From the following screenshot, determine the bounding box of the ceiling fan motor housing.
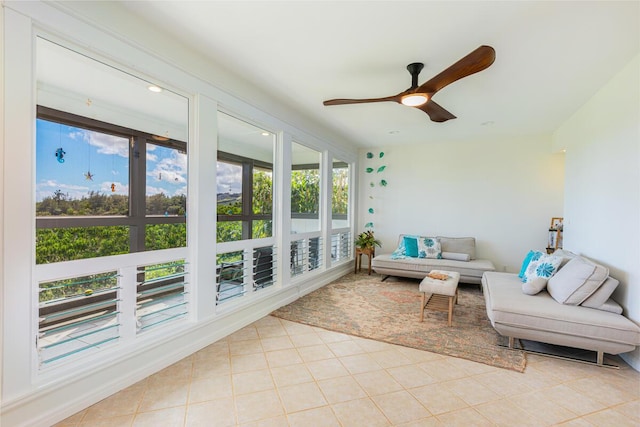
[406,62,424,89]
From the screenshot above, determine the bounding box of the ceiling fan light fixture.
[401,93,429,107]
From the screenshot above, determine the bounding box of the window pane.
[217,220,242,243]
[36,226,129,264]
[36,37,189,264]
[145,224,187,250]
[136,260,187,332]
[332,159,349,228]
[217,111,275,241]
[216,250,245,304]
[253,167,272,215]
[146,143,187,216]
[252,220,272,238]
[38,271,119,365]
[36,119,129,217]
[291,142,321,233]
[217,160,242,215]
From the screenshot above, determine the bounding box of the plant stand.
[355,247,375,275]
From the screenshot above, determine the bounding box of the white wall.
[553,54,640,370]
[358,135,564,273]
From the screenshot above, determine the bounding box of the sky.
[216,161,242,194]
[36,119,187,202]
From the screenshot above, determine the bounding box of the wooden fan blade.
[418,45,495,95]
[417,100,456,122]
[323,95,401,106]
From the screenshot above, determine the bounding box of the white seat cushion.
[419,270,460,296]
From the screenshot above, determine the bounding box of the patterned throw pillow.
[518,250,542,279]
[523,254,563,283]
[418,237,442,259]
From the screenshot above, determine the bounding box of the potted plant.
[355,230,381,251]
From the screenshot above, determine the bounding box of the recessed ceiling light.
[261,131,270,136]
[148,85,163,93]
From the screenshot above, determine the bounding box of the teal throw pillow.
[403,236,419,257]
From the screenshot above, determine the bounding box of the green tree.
[253,170,273,214]
[332,167,349,215]
[291,169,320,214]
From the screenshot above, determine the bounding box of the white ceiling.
[114,1,638,148]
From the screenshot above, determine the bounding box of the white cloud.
[147,150,187,185]
[216,162,242,193]
[146,185,166,196]
[69,129,129,157]
[36,179,90,201]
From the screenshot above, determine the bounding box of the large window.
[215,112,276,304]
[216,112,274,243]
[331,158,351,264]
[34,37,190,366]
[291,142,321,233]
[35,38,188,265]
[290,142,322,276]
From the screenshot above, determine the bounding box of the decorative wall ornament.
[364,151,387,231]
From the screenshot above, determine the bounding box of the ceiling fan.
[323,45,495,123]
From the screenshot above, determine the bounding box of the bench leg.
[420,292,425,322]
[447,296,454,326]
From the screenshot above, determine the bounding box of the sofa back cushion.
[552,249,579,268]
[438,236,476,260]
[580,276,619,310]
[547,256,609,305]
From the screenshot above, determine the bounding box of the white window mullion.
[277,132,293,283]
[191,94,218,318]
[321,150,333,270]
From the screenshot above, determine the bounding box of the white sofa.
[482,251,640,365]
[372,235,495,284]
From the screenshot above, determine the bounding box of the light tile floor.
[56,315,640,426]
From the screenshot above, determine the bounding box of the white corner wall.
[358,135,564,273]
[553,54,640,370]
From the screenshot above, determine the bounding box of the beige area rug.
[272,272,526,372]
